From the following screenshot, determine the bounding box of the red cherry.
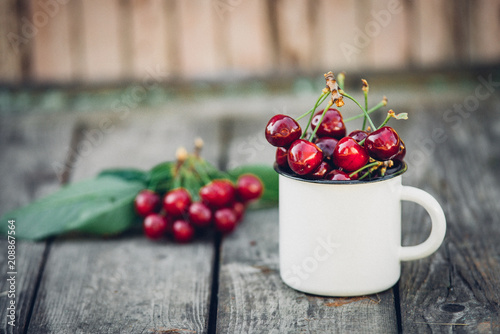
[314,137,338,160]
[275,147,288,168]
[364,126,401,161]
[325,169,352,181]
[188,202,212,228]
[311,108,346,139]
[393,139,406,161]
[332,137,369,172]
[172,220,195,243]
[231,201,246,223]
[236,174,263,202]
[308,161,331,179]
[348,130,369,143]
[143,214,168,240]
[163,188,191,217]
[265,114,302,147]
[199,180,235,208]
[214,208,238,234]
[287,139,324,175]
[134,189,161,217]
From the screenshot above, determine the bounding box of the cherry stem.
[349,161,381,178]
[377,113,393,130]
[309,100,333,141]
[362,90,368,130]
[296,92,328,121]
[343,99,387,122]
[299,92,329,139]
[341,92,376,130]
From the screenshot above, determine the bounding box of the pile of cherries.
[266,72,407,181]
[135,175,263,242]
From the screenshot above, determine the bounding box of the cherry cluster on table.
[134,175,263,242]
[267,109,406,181]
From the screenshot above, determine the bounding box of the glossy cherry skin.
[188,202,212,228]
[287,139,324,175]
[163,188,191,217]
[199,180,235,209]
[265,114,302,147]
[134,189,161,217]
[231,202,245,223]
[364,126,401,161]
[314,137,338,160]
[311,108,346,139]
[348,130,369,143]
[275,147,288,168]
[214,208,238,234]
[332,137,369,172]
[325,170,352,181]
[143,214,168,240]
[308,161,331,179]
[236,174,263,202]
[392,139,406,161]
[172,220,195,243]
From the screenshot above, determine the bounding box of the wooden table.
[1,84,500,333]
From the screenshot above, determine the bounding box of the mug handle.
[399,186,447,261]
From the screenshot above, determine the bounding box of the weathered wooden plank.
[470,0,500,64]
[216,208,399,333]
[27,110,222,333]
[30,0,72,82]
[225,0,274,75]
[0,113,77,334]
[0,0,22,83]
[398,101,500,332]
[130,0,168,79]
[81,0,122,82]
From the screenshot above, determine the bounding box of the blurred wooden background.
[1,0,499,85]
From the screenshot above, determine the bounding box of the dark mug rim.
[274,161,407,185]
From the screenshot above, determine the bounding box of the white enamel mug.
[277,163,446,297]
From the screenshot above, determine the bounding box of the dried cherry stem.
[299,91,329,139]
[349,161,382,178]
[343,98,388,123]
[340,91,376,130]
[309,99,334,141]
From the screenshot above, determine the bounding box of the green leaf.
[98,168,148,183]
[148,161,175,193]
[0,177,145,240]
[228,164,279,208]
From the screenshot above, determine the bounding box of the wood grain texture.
[26,110,222,333]
[216,209,399,333]
[30,0,72,82]
[0,113,77,334]
[0,0,22,83]
[398,99,500,332]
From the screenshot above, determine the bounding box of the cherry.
[143,214,168,240]
[188,202,212,228]
[199,179,235,208]
[214,208,238,234]
[392,139,406,161]
[308,161,331,179]
[265,114,302,147]
[172,220,195,243]
[314,137,338,160]
[364,126,401,161]
[231,201,246,223]
[287,139,324,175]
[134,189,161,217]
[332,137,369,172]
[236,174,263,202]
[325,169,352,181]
[163,188,191,217]
[349,130,369,143]
[311,108,346,139]
[275,147,288,168]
